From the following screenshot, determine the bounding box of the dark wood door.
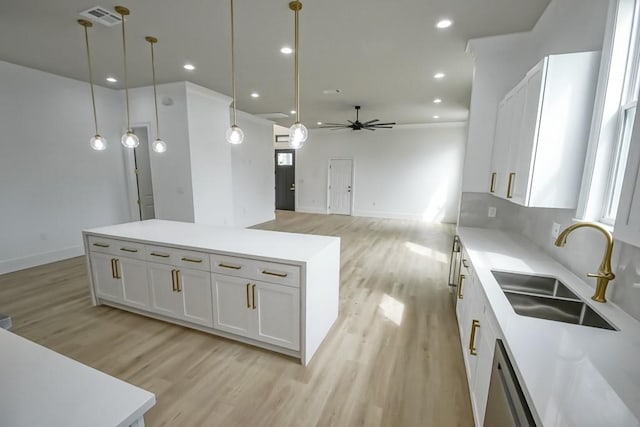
[275,150,295,211]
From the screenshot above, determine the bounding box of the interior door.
[328,159,353,215]
[132,127,156,220]
[275,150,295,211]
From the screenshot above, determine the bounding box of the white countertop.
[458,227,640,427]
[0,328,155,427]
[84,219,340,263]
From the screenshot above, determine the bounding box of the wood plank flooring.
[0,212,473,426]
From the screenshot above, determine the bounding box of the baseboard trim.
[296,207,328,214]
[0,245,84,275]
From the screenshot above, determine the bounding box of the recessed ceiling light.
[290,110,296,114]
[434,72,446,79]
[106,77,118,83]
[433,98,442,104]
[436,19,453,29]
[250,92,260,98]
[317,121,323,125]
[433,115,440,119]
[183,63,195,71]
[280,47,293,54]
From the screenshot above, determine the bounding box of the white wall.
[0,60,129,274]
[129,82,194,222]
[233,112,276,227]
[296,124,467,222]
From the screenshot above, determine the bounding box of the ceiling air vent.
[255,112,289,120]
[79,6,122,27]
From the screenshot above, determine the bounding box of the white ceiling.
[0,0,550,128]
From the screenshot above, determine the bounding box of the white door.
[328,159,353,215]
[211,274,253,338]
[91,252,122,302]
[132,126,156,220]
[253,281,300,351]
[119,257,150,310]
[148,262,181,317]
[178,269,213,327]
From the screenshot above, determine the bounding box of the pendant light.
[225,0,244,145]
[145,36,167,153]
[78,19,107,151]
[288,1,307,149]
[115,6,139,148]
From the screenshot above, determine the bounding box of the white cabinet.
[91,252,124,302]
[212,273,300,351]
[614,106,640,247]
[488,51,600,208]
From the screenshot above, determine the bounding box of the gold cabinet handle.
[171,269,177,292]
[113,259,121,279]
[458,274,465,299]
[175,270,181,292]
[93,242,110,248]
[261,270,288,278]
[181,257,203,263]
[490,172,496,193]
[252,284,256,310]
[462,259,469,268]
[110,258,117,278]
[469,320,480,356]
[120,247,139,253]
[507,172,515,199]
[246,283,251,308]
[219,263,242,270]
[150,252,170,258]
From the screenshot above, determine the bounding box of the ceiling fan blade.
[370,122,396,126]
[322,122,348,126]
[369,126,394,129]
[365,127,375,131]
[363,119,380,125]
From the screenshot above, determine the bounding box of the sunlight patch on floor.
[379,294,405,326]
[404,241,448,263]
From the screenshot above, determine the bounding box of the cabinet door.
[490,96,514,198]
[253,281,300,351]
[505,82,528,204]
[148,262,182,317]
[91,252,122,302]
[178,269,213,327]
[211,274,253,338]
[471,318,496,426]
[119,257,150,310]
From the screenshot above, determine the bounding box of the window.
[277,152,293,166]
[578,0,640,224]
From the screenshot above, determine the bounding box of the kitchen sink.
[492,271,617,331]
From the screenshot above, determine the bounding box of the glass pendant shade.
[90,134,107,151]
[288,122,308,149]
[121,130,140,148]
[152,138,167,153]
[226,125,244,145]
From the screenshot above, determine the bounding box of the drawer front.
[253,261,300,288]
[210,254,257,278]
[88,236,146,260]
[146,244,210,271]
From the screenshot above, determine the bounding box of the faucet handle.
[587,272,615,280]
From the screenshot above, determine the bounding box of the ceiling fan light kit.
[288,1,308,149]
[321,106,396,131]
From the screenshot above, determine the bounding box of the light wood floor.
[0,212,473,426]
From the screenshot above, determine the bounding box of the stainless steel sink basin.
[492,271,617,331]
[492,271,579,300]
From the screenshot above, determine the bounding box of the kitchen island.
[0,328,155,427]
[83,220,340,365]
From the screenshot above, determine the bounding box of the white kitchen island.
[83,220,341,365]
[0,328,155,427]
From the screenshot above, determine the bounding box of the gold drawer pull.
[93,242,110,248]
[219,263,241,270]
[458,274,465,299]
[469,320,480,356]
[120,247,139,253]
[150,252,170,258]
[261,270,288,278]
[507,172,515,199]
[490,172,496,193]
[182,257,203,263]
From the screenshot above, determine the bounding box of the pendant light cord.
[120,13,131,131]
[230,0,237,126]
[294,6,300,124]
[149,40,160,139]
[82,24,99,135]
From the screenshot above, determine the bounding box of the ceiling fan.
[321,106,396,131]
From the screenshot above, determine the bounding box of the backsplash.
[459,192,640,321]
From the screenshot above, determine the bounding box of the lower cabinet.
[148,262,213,328]
[212,273,300,351]
[91,252,149,310]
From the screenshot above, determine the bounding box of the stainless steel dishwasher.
[484,339,536,426]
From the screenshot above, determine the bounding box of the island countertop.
[457,226,640,426]
[0,328,155,427]
[83,219,340,264]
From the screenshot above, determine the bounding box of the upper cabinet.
[489,51,600,208]
[614,107,640,247]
